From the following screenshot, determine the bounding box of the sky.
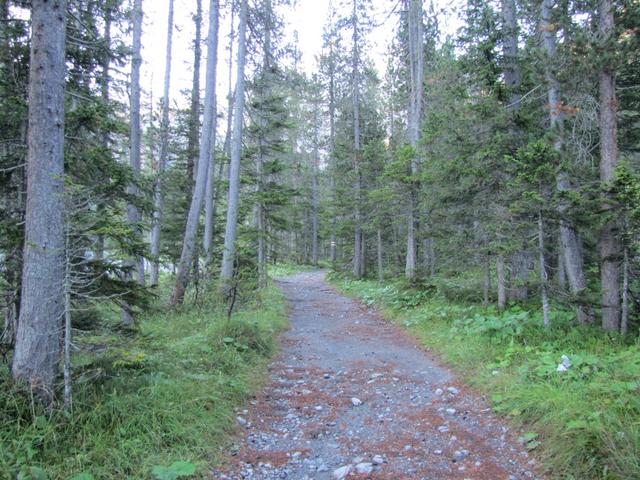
[141,0,463,109]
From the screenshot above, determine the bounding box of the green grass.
[328,272,640,480]
[0,280,288,480]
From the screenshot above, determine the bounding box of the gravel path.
[211,271,541,480]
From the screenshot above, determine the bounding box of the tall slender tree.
[405,0,424,279]
[171,0,220,306]
[150,0,175,286]
[598,0,620,331]
[12,0,68,403]
[540,0,592,324]
[122,0,144,327]
[220,0,248,286]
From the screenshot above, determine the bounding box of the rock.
[351,397,363,406]
[355,462,374,474]
[315,405,323,411]
[332,464,352,479]
[317,463,329,472]
[433,449,443,455]
[437,425,449,433]
[324,373,331,379]
[236,416,248,427]
[447,386,460,395]
[372,455,385,465]
[435,388,444,396]
[452,450,470,462]
[557,355,572,372]
[446,408,457,415]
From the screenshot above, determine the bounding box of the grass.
[328,272,640,480]
[0,279,288,480]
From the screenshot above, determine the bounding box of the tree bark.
[538,212,550,327]
[541,0,592,324]
[122,0,144,327]
[186,0,202,195]
[621,242,629,334]
[405,0,424,280]
[220,0,248,286]
[377,228,384,281]
[598,0,620,332]
[328,29,338,265]
[150,0,175,286]
[497,254,506,310]
[12,0,67,404]
[351,0,363,279]
[171,0,219,306]
[312,93,320,266]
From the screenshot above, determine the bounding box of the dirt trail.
[212,271,540,480]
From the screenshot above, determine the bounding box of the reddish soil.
[210,271,540,480]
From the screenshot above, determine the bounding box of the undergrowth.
[328,271,640,480]
[0,280,288,479]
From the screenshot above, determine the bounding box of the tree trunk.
[598,0,620,332]
[483,254,491,305]
[12,0,67,404]
[203,0,226,269]
[541,0,592,324]
[150,0,175,286]
[220,0,248,286]
[312,98,320,266]
[186,0,202,195]
[405,0,424,280]
[122,0,144,327]
[557,236,566,289]
[171,0,219,306]
[63,230,72,410]
[351,0,363,279]
[621,241,629,334]
[538,212,550,327]
[497,254,506,310]
[377,228,384,281]
[502,0,531,298]
[328,34,338,265]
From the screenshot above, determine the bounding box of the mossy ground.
[0,278,288,479]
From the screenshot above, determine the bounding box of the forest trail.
[212,271,540,480]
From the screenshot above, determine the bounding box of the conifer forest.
[1,0,640,478]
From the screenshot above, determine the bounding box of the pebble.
[351,397,363,406]
[355,462,374,474]
[447,386,460,395]
[446,408,457,415]
[372,455,385,465]
[236,416,248,427]
[438,425,450,433]
[453,449,470,462]
[332,464,352,479]
[435,388,444,396]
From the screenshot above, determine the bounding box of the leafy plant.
[151,461,196,480]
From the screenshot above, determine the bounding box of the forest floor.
[211,271,540,480]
